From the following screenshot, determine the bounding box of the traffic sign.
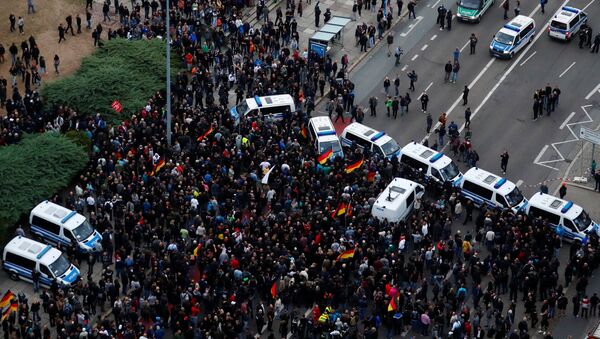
[580,127,600,145]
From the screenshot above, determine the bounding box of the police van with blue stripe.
[548,6,588,40]
[3,236,80,287]
[399,142,463,187]
[308,117,344,159]
[30,201,102,253]
[459,167,528,212]
[490,15,536,59]
[229,95,296,125]
[527,192,599,242]
[340,123,401,159]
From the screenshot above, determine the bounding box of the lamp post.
[165,0,172,146]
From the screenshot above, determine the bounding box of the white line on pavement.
[516,179,523,187]
[400,16,423,37]
[559,112,576,130]
[412,54,419,61]
[534,145,559,171]
[421,44,429,51]
[519,51,537,66]
[401,65,408,71]
[418,82,434,99]
[582,0,596,11]
[431,0,442,8]
[559,62,576,78]
[459,40,470,52]
[430,34,437,41]
[585,83,600,100]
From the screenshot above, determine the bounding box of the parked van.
[399,142,463,186]
[457,0,494,22]
[30,201,102,253]
[548,6,588,40]
[459,168,528,212]
[308,117,344,159]
[3,236,80,287]
[229,95,296,124]
[372,178,425,223]
[527,192,599,242]
[490,15,535,58]
[340,123,401,159]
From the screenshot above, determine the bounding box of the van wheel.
[9,271,19,281]
[510,52,515,58]
[476,16,481,23]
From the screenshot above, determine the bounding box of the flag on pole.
[9,301,17,313]
[336,248,355,261]
[151,159,166,176]
[346,203,353,217]
[270,281,277,298]
[111,99,123,113]
[388,297,397,312]
[196,126,214,142]
[0,308,10,322]
[193,243,202,257]
[317,148,333,165]
[345,158,364,174]
[0,290,14,308]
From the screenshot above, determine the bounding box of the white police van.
[30,201,102,253]
[490,15,536,58]
[459,168,528,212]
[372,178,425,223]
[3,236,81,287]
[340,123,401,159]
[548,6,588,40]
[527,192,599,242]
[229,95,296,124]
[308,117,344,159]
[399,142,463,187]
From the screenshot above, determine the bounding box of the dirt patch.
[0,0,120,115]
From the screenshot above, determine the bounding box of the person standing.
[76,14,82,34]
[451,61,460,83]
[314,2,321,27]
[559,183,567,199]
[86,10,93,29]
[426,112,433,133]
[86,0,94,10]
[103,1,111,22]
[592,33,600,53]
[446,10,453,31]
[58,23,66,43]
[408,70,417,91]
[514,0,520,16]
[594,170,600,191]
[502,0,509,19]
[533,98,540,120]
[383,76,391,95]
[18,16,25,34]
[437,5,446,27]
[27,0,35,14]
[9,14,16,32]
[407,0,416,19]
[32,268,40,292]
[469,33,478,54]
[420,92,429,112]
[387,33,394,56]
[465,107,472,128]
[500,150,509,174]
[65,15,75,35]
[394,74,400,96]
[444,61,452,82]
[463,86,469,105]
[53,54,60,74]
[540,0,547,14]
[369,96,378,116]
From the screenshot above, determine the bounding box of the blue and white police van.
[399,142,463,187]
[527,192,599,242]
[340,123,401,159]
[308,116,344,159]
[3,236,81,287]
[459,167,528,212]
[548,6,588,40]
[490,15,536,58]
[30,201,102,253]
[229,95,296,124]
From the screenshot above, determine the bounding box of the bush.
[65,130,92,152]
[0,133,88,239]
[42,39,180,123]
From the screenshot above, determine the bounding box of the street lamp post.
[166,0,172,146]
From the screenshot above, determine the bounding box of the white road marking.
[417,82,434,99]
[411,54,419,61]
[519,51,537,66]
[559,112,576,130]
[516,180,523,187]
[585,82,600,100]
[534,145,559,171]
[559,62,576,78]
[400,16,423,37]
[431,0,442,8]
[430,34,438,41]
[459,40,470,52]
[582,0,596,11]
[401,65,408,71]
[421,44,429,51]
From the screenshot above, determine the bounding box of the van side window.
[308,125,317,141]
[40,265,52,277]
[406,192,415,207]
[373,146,384,157]
[401,155,426,172]
[31,216,61,235]
[571,14,580,27]
[563,219,578,232]
[529,206,561,225]
[497,195,509,208]
[346,133,371,149]
[520,23,534,38]
[431,169,443,182]
[462,180,493,200]
[260,106,285,116]
[5,252,36,271]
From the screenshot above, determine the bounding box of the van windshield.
[381,139,400,156]
[49,253,71,277]
[573,210,592,231]
[459,0,482,10]
[236,102,249,116]
[440,162,460,181]
[495,32,515,45]
[73,220,95,241]
[505,187,524,207]
[319,140,342,154]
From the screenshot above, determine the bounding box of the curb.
[566,182,600,193]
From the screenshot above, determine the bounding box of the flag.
[337,203,347,216]
[193,243,202,257]
[0,308,9,322]
[388,297,397,312]
[346,203,353,217]
[317,148,333,165]
[271,281,277,298]
[367,171,376,182]
[151,159,165,176]
[262,167,274,184]
[9,301,17,313]
[345,158,364,174]
[111,99,123,113]
[0,290,14,308]
[300,126,308,138]
[336,248,355,261]
[197,126,214,142]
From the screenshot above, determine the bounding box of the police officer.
[579,27,587,49]
[592,33,600,53]
[420,92,429,112]
[369,96,378,116]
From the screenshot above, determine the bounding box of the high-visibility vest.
[318,313,329,324]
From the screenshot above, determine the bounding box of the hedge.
[42,38,180,123]
[0,133,88,239]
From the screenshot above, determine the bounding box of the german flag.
[367,170,376,182]
[300,126,308,139]
[197,126,214,142]
[193,243,202,257]
[336,248,355,261]
[336,203,346,216]
[0,290,14,308]
[151,159,165,176]
[346,203,353,217]
[9,301,17,312]
[345,158,364,174]
[1,307,10,322]
[387,297,397,312]
[317,148,333,165]
[270,281,277,298]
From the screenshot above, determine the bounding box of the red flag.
[300,126,308,138]
[151,159,165,176]
[385,283,392,296]
[367,171,376,182]
[197,126,214,142]
[0,290,14,308]
[345,158,364,174]
[317,148,333,165]
[388,297,397,312]
[336,248,355,261]
[111,99,123,113]
[346,203,353,217]
[270,281,277,298]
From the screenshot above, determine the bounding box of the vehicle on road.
[527,192,599,242]
[229,95,296,124]
[399,142,463,187]
[490,15,536,58]
[308,117,344,159]
[371,178,424,223]
[459,167,528,212]
[548,6,588,40]
[457,0,494,22]
[340,123,401,159]
[30,201,102,253]
[3,236,80,287]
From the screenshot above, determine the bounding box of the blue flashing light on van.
[371,131,386,142]
[60,211,77,224]
[429,153,443,163]
[561,201,574,214]
[494,178,507,189]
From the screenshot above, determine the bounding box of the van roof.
[553,6,582,23]
[246,94,295,110]
[529,192,583,219]
[343,122,394,146]
[4,236,63,266]
[401,142,452,169]
[31,201,86,232]
[500,15,534,35]
[374,178,422,212]
[463,168,516,195]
